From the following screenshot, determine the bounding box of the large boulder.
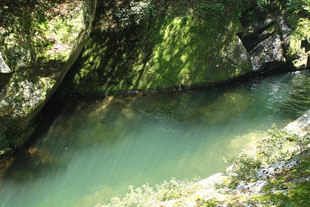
[239,6,310,72]
[60,1,252,95]
[239,15,289,72]
[285,109,310,137]
[0,0,97,154]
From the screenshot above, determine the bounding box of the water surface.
[1,71,309,207]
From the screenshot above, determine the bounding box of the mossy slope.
[61,2,251,95]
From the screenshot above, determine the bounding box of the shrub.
[97,178,198,207]
[115,0,153,27]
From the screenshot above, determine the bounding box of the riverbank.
[99,109,310,206]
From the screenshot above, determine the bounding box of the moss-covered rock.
[0,0,97,153]
[60,2,252,95]
[286,15,310,68]
[60,0,310,97]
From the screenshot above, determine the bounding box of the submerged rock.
[3,147,58,182]
[0,0,97,153]
[0,156,14,181]
[197,89,253,124]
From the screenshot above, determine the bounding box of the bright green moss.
[286,10,310,68]
[64,14,251,95]
[256,181,310,206]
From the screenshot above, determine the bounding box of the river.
[0,71,309,207]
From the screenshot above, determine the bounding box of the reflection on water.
[0,71,309,207]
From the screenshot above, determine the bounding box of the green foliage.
[115,0,154,27]
[286,0,310,13]
[268,124,295,140]
[198,198,221,206]
[262,182,310,206]
[101,178,197,207]
[283,0,310,67]
[110,0,257,26]
[230,153,262,183]
[256,0,271,10]
[254,0,283,11]
[199,3,225,15]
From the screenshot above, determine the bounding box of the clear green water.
[1,71,310,207]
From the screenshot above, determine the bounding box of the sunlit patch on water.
[0,71,309,207]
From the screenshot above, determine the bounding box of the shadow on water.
[2,94,141,183]
[3,96,70,182]
[4,148,59,182]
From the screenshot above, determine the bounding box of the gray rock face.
[0,53,11,73]
[278,14,291,46]
[285,109,310,136]
[239,16,288,72]
[238,12,309,72]
[235,180,269,194]
[250,34,284,71]
[240,8,310,71]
